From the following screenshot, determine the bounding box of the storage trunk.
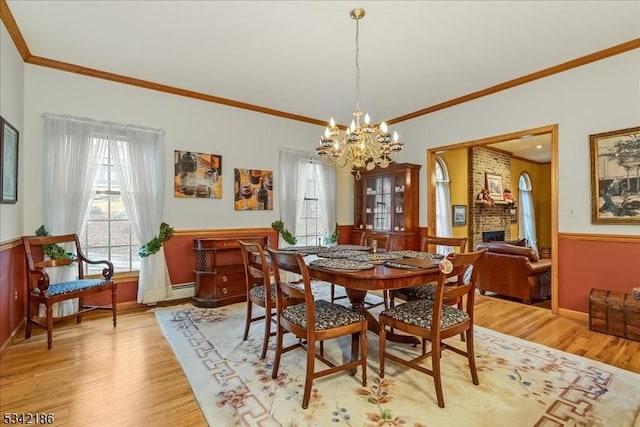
[589,288,640,341]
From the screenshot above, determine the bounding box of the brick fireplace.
[469,147,512,249]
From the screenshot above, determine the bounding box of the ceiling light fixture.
[316,8,403,180]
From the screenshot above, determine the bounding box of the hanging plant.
[271,220,297,245]
[35,225,75,260]
[139,222,175,258]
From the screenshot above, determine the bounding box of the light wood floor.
[1,295,639,427]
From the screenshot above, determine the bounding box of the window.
[79,139,140,275]
[295,162,328,246]
[518,173,538,253]
[434,156,453,244]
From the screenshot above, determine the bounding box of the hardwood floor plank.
[1,296,638,427]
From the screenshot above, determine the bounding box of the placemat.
[385,258,440,269]
[309,258,375,271]
[396,250,444,260]
[316,249,371,259]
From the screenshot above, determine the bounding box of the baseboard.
[558,307,588,322]
[0,318,25,357]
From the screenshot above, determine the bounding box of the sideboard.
[193,236,269,307]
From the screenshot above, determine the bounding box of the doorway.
[426,124,558,314]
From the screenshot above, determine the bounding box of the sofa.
[474,242,551,304]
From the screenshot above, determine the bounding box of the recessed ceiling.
[490,134,552,163]
[4,1,639,160]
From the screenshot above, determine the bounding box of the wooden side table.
[193,236,268,307]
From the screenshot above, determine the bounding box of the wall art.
[174,151,222,199]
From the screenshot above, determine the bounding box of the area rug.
[155,294,640,426]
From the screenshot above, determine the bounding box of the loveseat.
[474,242,551,304]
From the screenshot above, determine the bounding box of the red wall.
[558,235,640,313]
[2,230,638,350]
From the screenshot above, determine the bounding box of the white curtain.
[435,159,453,254]
[519,186,538,254]
[278,149,310,247]
[110,129,170,303]
[314,161,336,244]
[43,117,107,316]
[42,114,169,307]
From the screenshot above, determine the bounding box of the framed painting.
[590,126,640,224]
[234,168,273,210]
[452,204,466,226]
[174,151,222,199]
[485,172,504,201]
[1,116,19,204]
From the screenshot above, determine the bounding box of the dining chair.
[379,248,486,408]
[268,248,368,409]
[330,231,392,309]
[23,233,117,349]
[238,240,279,359]
[388,236,468,308]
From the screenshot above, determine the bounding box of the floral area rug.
[155,291,640,427]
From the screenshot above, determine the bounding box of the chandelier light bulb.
[324,127,331,138]
[380,122,388,133]
[393,131,399,142]
[329,117,336,128]
[350,120,356,132]
[364,113,370,125]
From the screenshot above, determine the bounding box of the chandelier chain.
[355,17,360,112]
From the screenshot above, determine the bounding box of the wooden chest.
[589,289,640,341]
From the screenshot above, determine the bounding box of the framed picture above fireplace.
[485,173,504,201]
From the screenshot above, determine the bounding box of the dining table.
[297,247,443,344]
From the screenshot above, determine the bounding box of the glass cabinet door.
[365,176,392,231]
[393,175,405,231]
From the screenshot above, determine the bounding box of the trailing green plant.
[271,220,297,245]
[139,222,175,257]
[35,225,75,260]
[326,223,339,244]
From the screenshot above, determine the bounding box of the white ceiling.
[5,1,640,162]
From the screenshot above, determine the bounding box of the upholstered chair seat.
[282,299,366,330]
[381,299,469,329]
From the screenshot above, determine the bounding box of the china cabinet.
[352,162,421,250]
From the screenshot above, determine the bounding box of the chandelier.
[316,8,403,180]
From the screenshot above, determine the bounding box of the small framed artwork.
[174,151,222,199]
[1,116,19,204]
[234,168,273,210]
[590,126,640,224]
[485,172,504,201]
[452,204,467,226]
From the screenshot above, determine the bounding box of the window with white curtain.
[435,156,453,253]
[296,162,327,246]
[518,173,538,253]
[80,139,140,275]
[278,149,336,247]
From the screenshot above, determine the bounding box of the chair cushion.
[282,299,365,330]
[34,279,113,297]
[381,299,469,329]
[397,283,438,300]
[249,283,276,301]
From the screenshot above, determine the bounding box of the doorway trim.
[427,124,559,314]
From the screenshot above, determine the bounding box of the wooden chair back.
[421,235,467,254]
[238,240,271,302]
[360,232,391,251]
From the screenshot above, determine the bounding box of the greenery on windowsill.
[271,220,297,245]
[326,223,339,244]
[139,222,175,257]
[35,225,75,260]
